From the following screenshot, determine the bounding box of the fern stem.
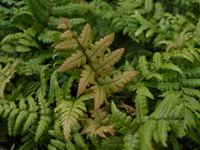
[0,107,56,119]
[28,0,46,20]
[134,56,171,85]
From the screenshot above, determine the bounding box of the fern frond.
[91,83,107,109]
[146,73,162,80]
[77,65,95,97]
[134,86,153,122]
[135,25,149,37]
[102,71,139,94]
[158,82,180,91]
[138,56,150,76]
[182,79,200,87]
[111,101,135,134]
[153,3,163,20]
[145,0,153,12]
[78,23,91,48]
[95,48,124,74]
[55,38,78,50]
[161,63,183,73]
[123,132,140,150]
[58,50,86,72]
[55,99,86,142]
[74,133,89,150]
[89,33,115,62]
[22,96,38,133]
[101,137,123,150]
[172,50,195,63]
[7,102,18,136]
[13,98,27,136]
[35,90,51,142]
[153,52,163,68]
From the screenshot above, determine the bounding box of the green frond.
[35,90,51,142]
[172,50,195,63]
[179,108,196,137]
[182,67,200,78]
[161,72,178,82]
[142,94,181,149]
[54,79,64,103]
[153,3,163,20]
[49,69,58,103]
[157,82,180,91]
[146,73,162,80]
[183,88,200,98]
[49,139,76,150]
[111,101,135,134]
[132,11,156,30]
[135,25,149,37]
[123,132,140,150]
[14,98,27,136]
[182,79,200,87]
[145,0,153,12]
[52,3,89,17]
[146,28,156,38]
[22,96,38,133]
[1,44,15,53]
[8,102,18,136]
[187,128,200,144]
[153,52,163,68]
[55,99,86,142]
[74,133,89,150]
[141,120,157,150]
[16,45,31,52]
[134,86,152,122]
[161,63,183,73]
[138,56,150,76]
[101,137,123,150]
[169,133,179,150]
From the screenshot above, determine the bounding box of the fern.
[56,18,138,110]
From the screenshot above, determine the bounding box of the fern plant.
[1,0,200,149]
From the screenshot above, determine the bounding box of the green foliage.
[1,0,200,149]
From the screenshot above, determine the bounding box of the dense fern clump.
[0,0,200,150]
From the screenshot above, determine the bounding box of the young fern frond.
[55,18,139,110]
